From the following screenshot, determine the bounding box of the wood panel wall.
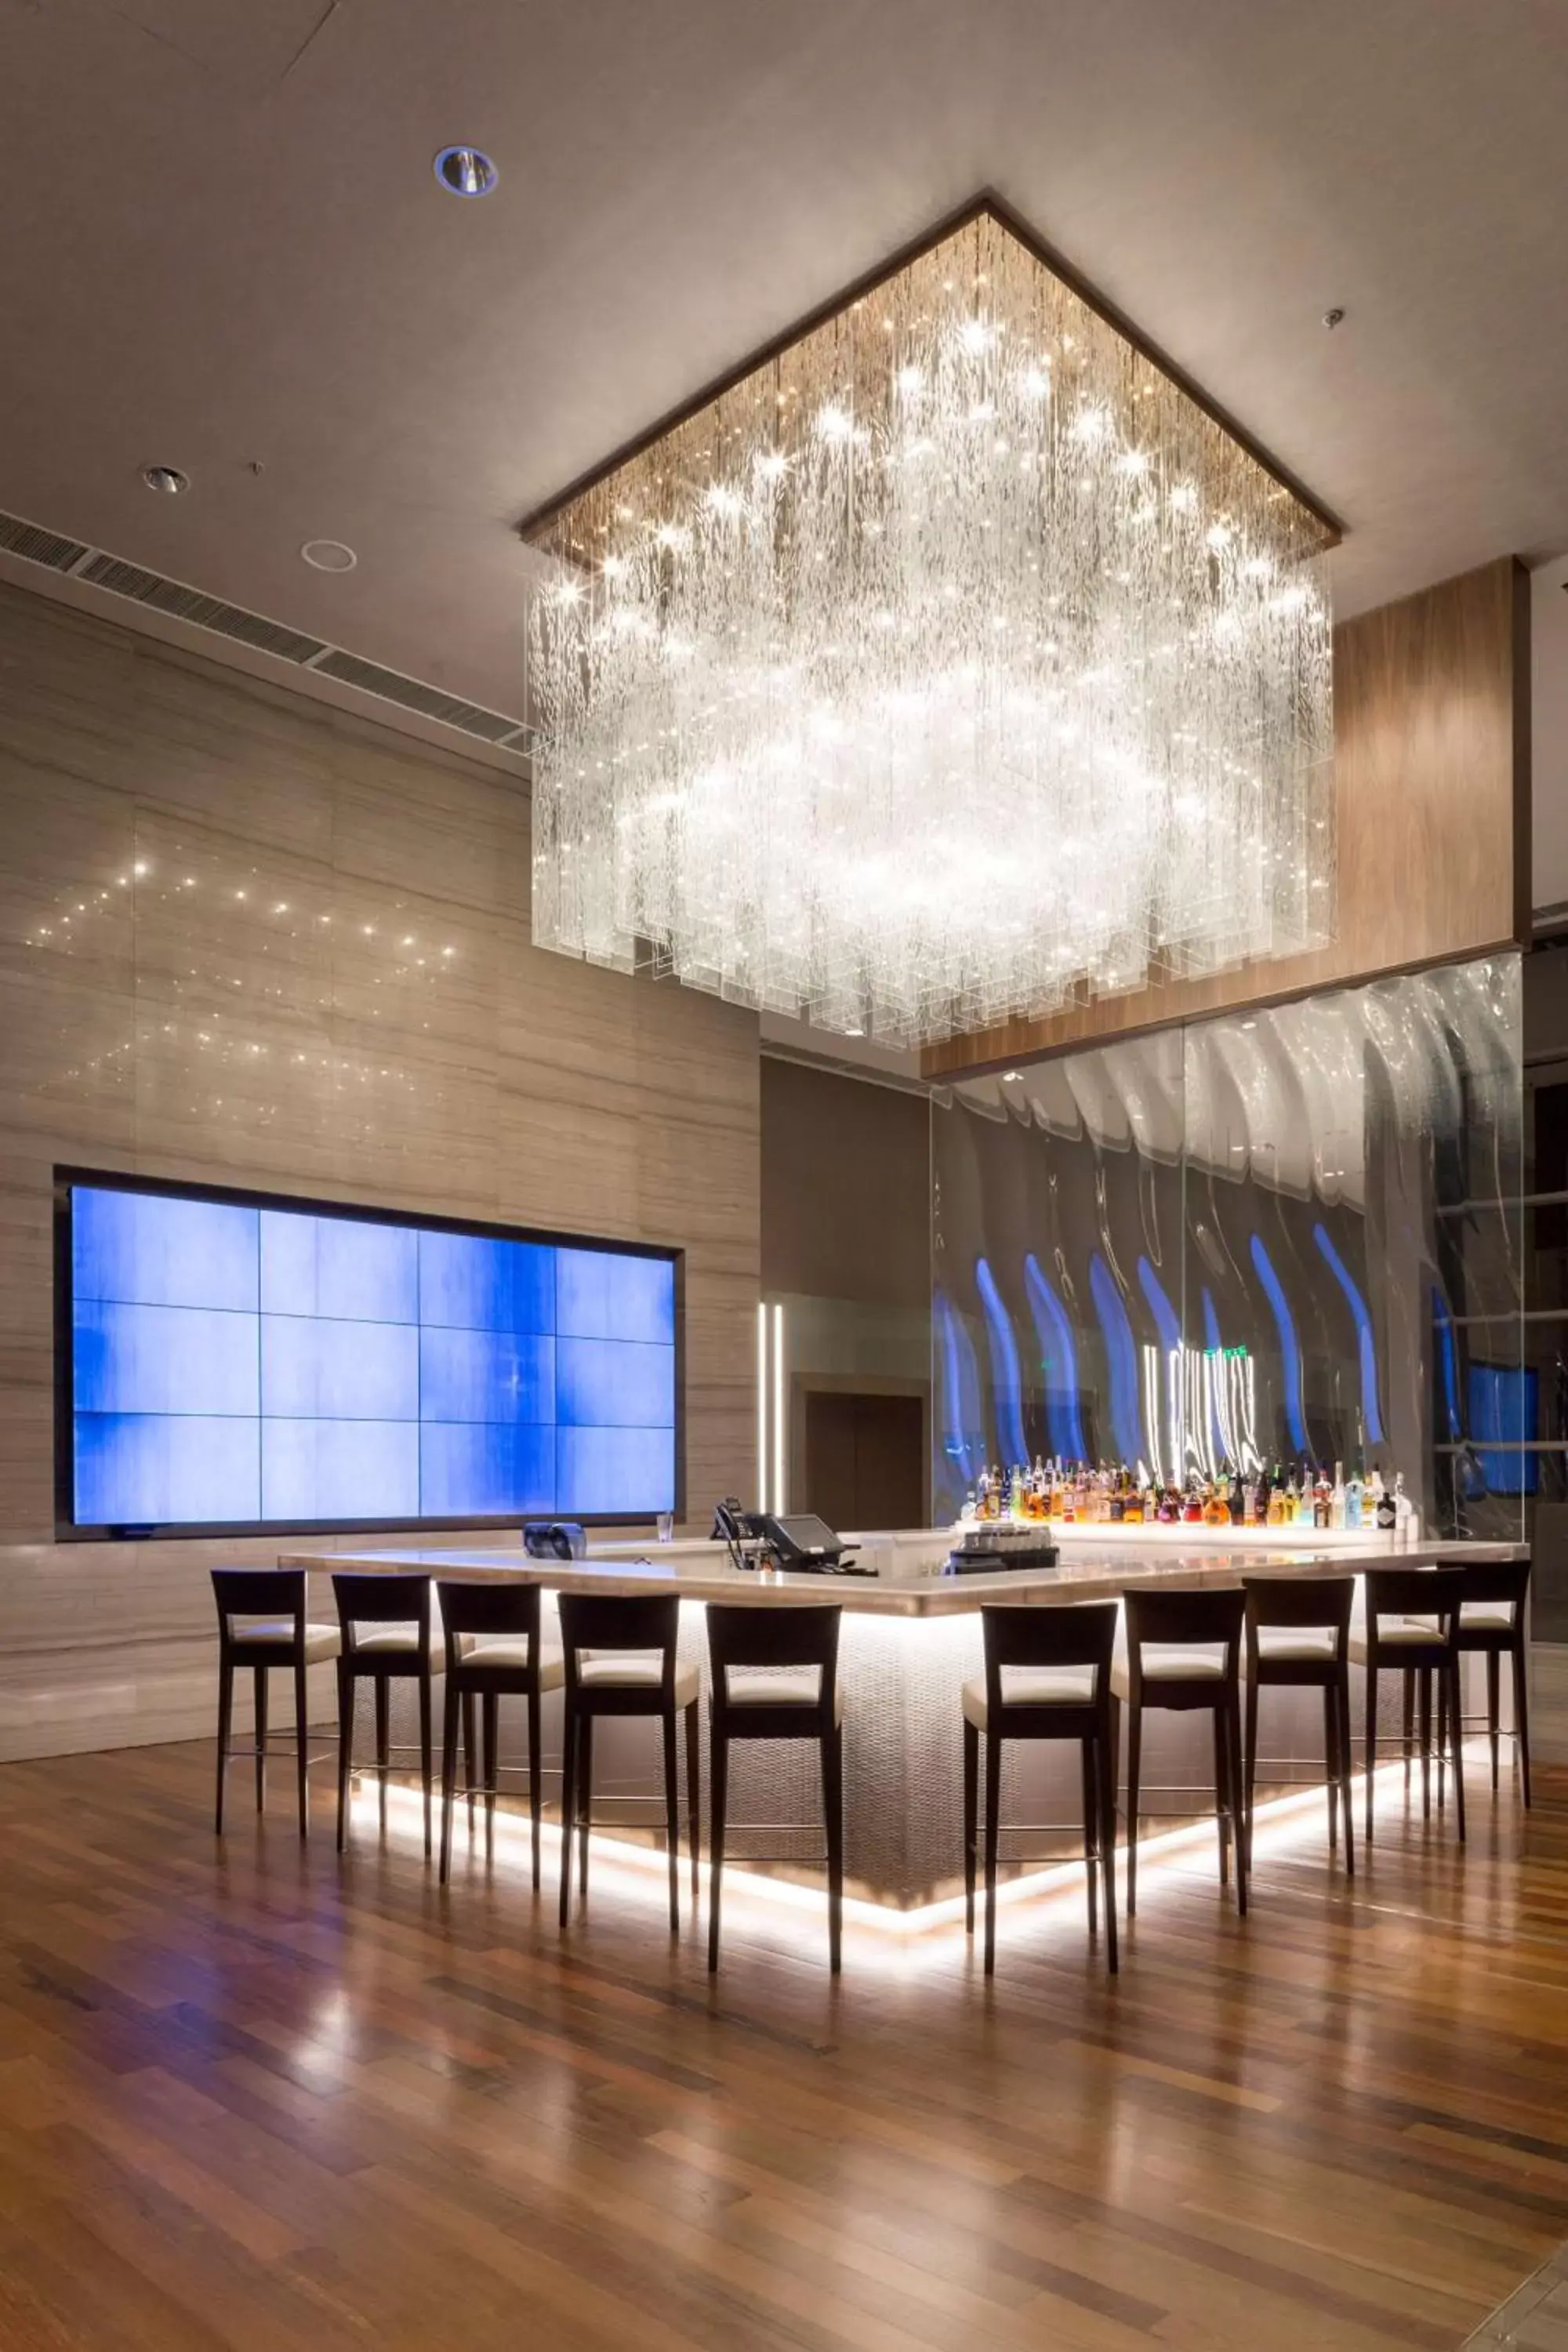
[923,556,1532,1078]
[0,583,760,1761]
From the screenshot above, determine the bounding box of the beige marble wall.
[0,583,760,1760]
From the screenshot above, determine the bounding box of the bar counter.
[281,1526,1523,1911]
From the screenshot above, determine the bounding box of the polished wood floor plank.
[0,1740,1565,2347]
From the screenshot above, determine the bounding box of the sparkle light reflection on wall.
[68,1182,677,1527]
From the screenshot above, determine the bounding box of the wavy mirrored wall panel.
[931,953,1523,1538]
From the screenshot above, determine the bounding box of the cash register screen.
[772,1514,841,1554]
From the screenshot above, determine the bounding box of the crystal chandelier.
[524,202,1336,1049]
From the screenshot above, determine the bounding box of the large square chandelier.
[524,199,1337,1049]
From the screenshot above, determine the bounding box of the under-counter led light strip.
[362,1744,1471,1947]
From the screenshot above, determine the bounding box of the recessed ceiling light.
[143,465,190,495]
[301,539,357,573]
[434,145,498,198]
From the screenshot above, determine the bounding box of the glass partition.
[931,954,1523,1539]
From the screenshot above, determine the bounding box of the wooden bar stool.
[1242,1575,1356,1875]
[437,1578,564,1889]
[1431,1558,1532,1807]
[962,1599,1120,1975]
[706,1602,844,1974]
[1349,1567,1465,1843]
[1114,1587,1247,1918]
[557,1592,700,1933]
[211,1568,340,1838]
[332,1572,445,1857]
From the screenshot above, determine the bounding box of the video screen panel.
[60,1175,679,1533]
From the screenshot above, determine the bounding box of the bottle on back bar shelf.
[1345,1463,1364,1530]
[1203,1475,1230,1527]
[1313,1468,1331,1530]
[1251,1467,1270,1526]
[1296,1470,1316,1527]
[1393,1472,1417,1541]
[1375,1469,1397,1531]
[1330,1461,1347,1530]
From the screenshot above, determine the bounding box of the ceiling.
[3,0,1567,735]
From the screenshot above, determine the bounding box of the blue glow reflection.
[1249,1234,1307,1452]
[975,1257,1028,1465]
[1312,1222,1384,1446]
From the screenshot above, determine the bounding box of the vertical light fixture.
[772,1301,786,1515]
[756,1301,770,1509]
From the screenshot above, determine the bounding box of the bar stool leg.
[1243,1675,1261,1867]
[463,1690,478,1825]
[1486,1651,1501,1793]
[1417,1671,1432,1821]
[822,1725,844,1976]
[1402,1669,1414,1791]
[707,1723,728,1971]
[661,1708,681,1933]
[216,1653,234,1835]
[982,1727,1002,1975]
[524,1689,539,1886]
[1448,1654,1467,1842]
[1364,1664,1378,1845]
[1322,1686,1338,1855]
[336,1662,353,1854]
[962,1719,978,1935]
[253,1666,268,1813]
[1227,1691,1247,1917]
[1080,1739,1098,1938]
[1212,1707,1230,1889]
[1436,1668,1447,1809]
[577,1715,593,1897]
[1512,1635,1533,1808]
[294,1649,310,1839]
[374,1678,390,1834]
[419,1671,434,1860]
[684,1699,701,1901]
[438,1677,459,1885]
[1334,1677,1355,1876]
[557,1708,578,1926]
[1095,1723,1118,1976]
[1126,1702,1142,1917]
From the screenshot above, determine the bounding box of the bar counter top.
[281,1525,1526,1616]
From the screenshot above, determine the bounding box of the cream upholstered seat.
[1348,1620,1436,1661]
[354,1626,447,1670]
[1111,1643,1227,1696]
[230,1617,340,1664]
[1403,1603,1516,1635]
[961,1664,1096,1729]
[578,1652,699,1707]
[725,1666,844,1722]
[460,1638,564,1686]
[1247,1625,1338,1666]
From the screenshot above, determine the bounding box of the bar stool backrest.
[1455,1557,1531,1613]
[557,1591,681,1698]
[1243,1573,1353,1659]
[982,1599,1118,1711]
[1126,1584,1244,1654]
[435,1577,543,1673]
[213,1566,304,1639]
[332,1571,432,1657]
[706,1601,840,1703]
[1365,1566,1462,1640]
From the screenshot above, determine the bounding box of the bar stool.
[706,1602,844,1974]
[211,1568,340,1838]
[1349,1567,1465,1843]
[1113,1587,1247,1917]
[333,1572,445,1857]
[1242,1575,1356,1875]
[962,1599,1120,1975]
[1421,1557,1533,1808]
[557,1592,700,1932]
[437,1577,564,1888]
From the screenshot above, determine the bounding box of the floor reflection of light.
[354,1744,1488,1973]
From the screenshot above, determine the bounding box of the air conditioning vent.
[0,505,530,766]
[74,554,327,662]
[0,514,89,572]
[311,650,520,743]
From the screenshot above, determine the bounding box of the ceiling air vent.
[0,505,530,765]
[0,514,89,572]
[310,650,521,744]
[74,554,327,663]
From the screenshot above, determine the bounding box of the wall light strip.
[756,1301,770,1511]
[771,1301,786,1515]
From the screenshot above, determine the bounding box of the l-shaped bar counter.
[283,1526,1524,1911]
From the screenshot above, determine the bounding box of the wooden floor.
[0,1743,1565,2352]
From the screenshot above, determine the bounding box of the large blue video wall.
[67,1181,677,1528]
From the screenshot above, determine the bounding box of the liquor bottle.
[1313,1468,1330,1530]
[1330,1461,1346,1530]
[1345,1463,1363,1530]
[1251,1466,1269,1526]
[1204,1475,1230,1527]
[962,1484,977,1524]
[1375,1473,1397,1532]
[1123,1473,1145,1526]
[1295,1470,1315,1527]
[1392,1471,1416,1541]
